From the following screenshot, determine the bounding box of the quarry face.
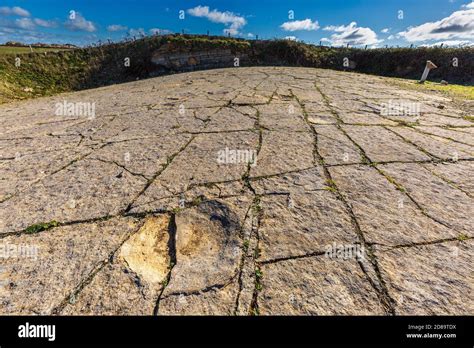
[0,67,472,315]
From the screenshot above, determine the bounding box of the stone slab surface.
[375,240,473,315]
[0,67,472,315]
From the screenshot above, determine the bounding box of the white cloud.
[14,18,35,30]
[323,22,382,46]
[0,6,30,17]
[1,28,15,34]
[149,28,172,35]
[461,1,474,9]
[381,28,390,33]
[398,8,474,42]
[280,19,319,32]
[247,33,254,38]
[324,24,349,32]
[424,39,472,46]
[187,5,247,35]
[284,36,298,41]
[65,13,96,32]
[223,28,239,35]
[128,28,145,37]
[34,18,58,28]
[107,24,128,32]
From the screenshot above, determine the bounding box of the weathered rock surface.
[119,215,171,285]
[329,165,459,246]
[163,200,242,294]
[258,191,358,262]
[258,256,386,315]
[0,217,141,314]
[0,67,472,315]
[375,240,474,315]
[151,45,249,73]
[381,162,473,236]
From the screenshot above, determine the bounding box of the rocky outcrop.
[151,43,248,73]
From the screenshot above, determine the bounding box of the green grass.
[0,46,71,55]
[392,78,474,100]
[421,81,474,100]
[25,220,60,234]
[324,179,338,193]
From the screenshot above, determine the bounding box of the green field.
[0,46,71,55]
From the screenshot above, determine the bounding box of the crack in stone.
[410,126,474,149]
[325,158,474,168]
[260,250,327,265]
[51,218,148,314]
[372,235,473,252]
[420,163,472,198]
[93,158,150,181]
[233,205,253,314]
[248,201,262,316]
[153,213,177,315]
[374,164,460,231]
[312,81,397,315]
[160,273,238,301]
[123,136,195,213]
[383,126,442,161]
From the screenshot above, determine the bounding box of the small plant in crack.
[361,156,371,165]
[382,172,406,192]
[250,307,260,316]
[254,246,261,259]
[243,240,250,252]
[324,179,338,193]
[171,207,183,214]
[203,182,216,189]
[251,203,262,215]
[457,234,469,241]
[251,196,262,215]
[191,195,204,206]
[25,220,60,234]
[241,172,251,188]
[397,120,419,127]
[255,267,263,291]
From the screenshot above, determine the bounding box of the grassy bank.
[391,79,474,101]
[0,46,70,55]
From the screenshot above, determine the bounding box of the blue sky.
[0,0,473,47]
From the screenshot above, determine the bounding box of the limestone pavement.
[0,67,472,315]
